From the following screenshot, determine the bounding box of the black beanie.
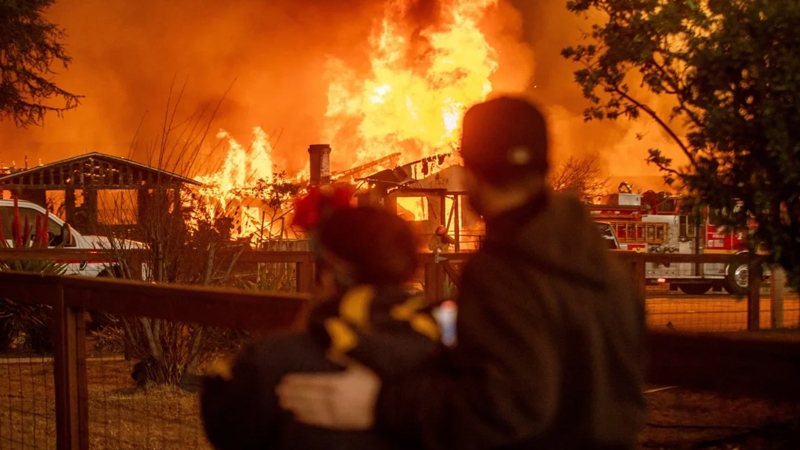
[460,97,549,185]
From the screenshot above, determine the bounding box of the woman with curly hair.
[201,187,440,450]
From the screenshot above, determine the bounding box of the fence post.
[770,266,785,329]
[635,252,647,296]
[623,252,646,297]
[441,260,461,287]
[53,282,89,450]
[747,255,761,331]
[296,257,314,293]
[424,262,443,305]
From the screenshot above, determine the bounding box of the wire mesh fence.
[83,313,249,450]
[0,300,56,450]
[0,312,255,449]
[644,279,800,332]
[0,267,307,450]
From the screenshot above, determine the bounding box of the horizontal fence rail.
[0,248,790,331]
[0,249,317,293]
[0,249,782,326]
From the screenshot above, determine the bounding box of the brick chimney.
[308,144,332,186]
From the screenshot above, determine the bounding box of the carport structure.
[0,153,200,237]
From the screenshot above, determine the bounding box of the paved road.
[645,287,800,332]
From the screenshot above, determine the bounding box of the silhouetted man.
[278,97,646,450]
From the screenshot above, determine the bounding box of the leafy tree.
[0,0,81,126]
[562,0,800,291]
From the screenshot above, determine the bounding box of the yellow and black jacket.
[200,285,439,450]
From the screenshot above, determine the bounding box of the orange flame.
[325,0,499,169]
[194,0,500,237]
[195,127,276,222]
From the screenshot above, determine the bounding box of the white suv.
[0,199,141,277]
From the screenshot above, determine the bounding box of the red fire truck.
[588,190,751,295]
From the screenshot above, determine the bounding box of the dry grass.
[0,357,213,450]
[0,354,55,449]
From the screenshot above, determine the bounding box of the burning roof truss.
[0,153,199,190]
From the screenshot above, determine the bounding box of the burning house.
[353,154,484,252]
[184,0,503,247]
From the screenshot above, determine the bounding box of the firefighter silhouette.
[428,225,454,253]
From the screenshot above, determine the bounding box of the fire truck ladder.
[610,221,667,245]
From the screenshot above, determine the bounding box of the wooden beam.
[747,256,762,331]
[296,259,314,293]
[0,248,319,264]
[441,260,461,286]
[424,262,443,304]
[454,195,461,253]
[61,279,307,330]
[0,250,387,289]
[771,267,786,328]
[0,273,60,306]
[52,282,89,450]
[93,160,100,186]
[418,253,473,264]
[65,189,76,224]
[0,272,307,331]
[0,248,148,261]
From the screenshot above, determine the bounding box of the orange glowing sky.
[0,0,682,186]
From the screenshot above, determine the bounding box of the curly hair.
[317,207,418,286]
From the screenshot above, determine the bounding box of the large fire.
[194,0,500,238]
[325,0,499,169]
[196,127,275,217]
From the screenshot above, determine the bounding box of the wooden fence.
[0,248,316,292]
[612,251,766,330]
[1,249,800,449]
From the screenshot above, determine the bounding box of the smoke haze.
[0,0,683,186]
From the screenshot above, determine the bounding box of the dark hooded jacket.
[201,285,440,450]
[376,190,646,450]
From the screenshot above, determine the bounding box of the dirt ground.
[641,386,800,449]
[1,356,799,449]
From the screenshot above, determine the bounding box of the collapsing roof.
[358,153,453,189]
[0,152,200,190]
